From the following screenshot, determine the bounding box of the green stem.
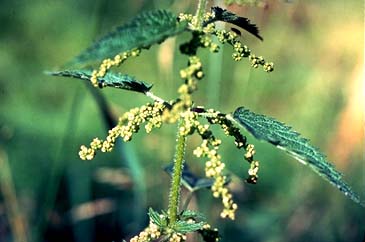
[195,0,208,29]
[168,118,187,225]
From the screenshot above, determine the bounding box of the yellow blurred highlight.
[70,198,116,223]
[328,57,364,168]
[94,167,133,189]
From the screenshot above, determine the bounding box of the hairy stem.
[195,0,208,29]
[168,118,187,225]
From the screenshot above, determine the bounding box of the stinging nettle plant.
[48,1,363,241]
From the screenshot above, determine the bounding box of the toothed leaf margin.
[70,9,188,65]
[47,69,153,94]
[233,106,363,206]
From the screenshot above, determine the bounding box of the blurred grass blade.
[86,85,146,232]
[118,142,146,232]
[47,69,153,94]
[0,150,29,242]
[233,106,363,206]
[32,88,84,242]
[69,9,188,65]
[67,164,93,242]
[207,20,224,107]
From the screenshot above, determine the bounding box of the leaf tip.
[43,70,55,76]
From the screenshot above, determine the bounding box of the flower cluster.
[129,219,190,242]
[90,48,141,87]
[198,33,220,53]
[193,119,238,220]
[178,13,196,29]
[168,233,186,242]
[79,102,164,160]
[244,144,259,184]
[179,56,203,96]
[194,141,237,220]
[202,110,261,184]
[249,54,274,72]
[161,56,204,123]
[178,111,198,136]
[178,12,215,31]
[201,22,246,60]
[179,10,274,73]
[129,222,161,242]
[212,28,273,72]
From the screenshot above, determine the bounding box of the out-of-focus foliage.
[0,0,363,242]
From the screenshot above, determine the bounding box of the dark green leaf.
[47,69,152,94]
[205,6,263,41]
[69,10,188,65]
[164,163,220,192]
[233,106,363,206]
[194,179,216,190]
[173,220,205,233]
[148,208,167,227]
[198,227,220,242]
[180,210,206,221]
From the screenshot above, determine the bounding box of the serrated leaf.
[205,6,263,41]
[47,69,152,94]
[180,210,206,221]
[148,208,167,227]
[233,106,363,206]
[173,220,205,233]
[69,10,187,65]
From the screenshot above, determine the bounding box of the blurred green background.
[0,0,364,242]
